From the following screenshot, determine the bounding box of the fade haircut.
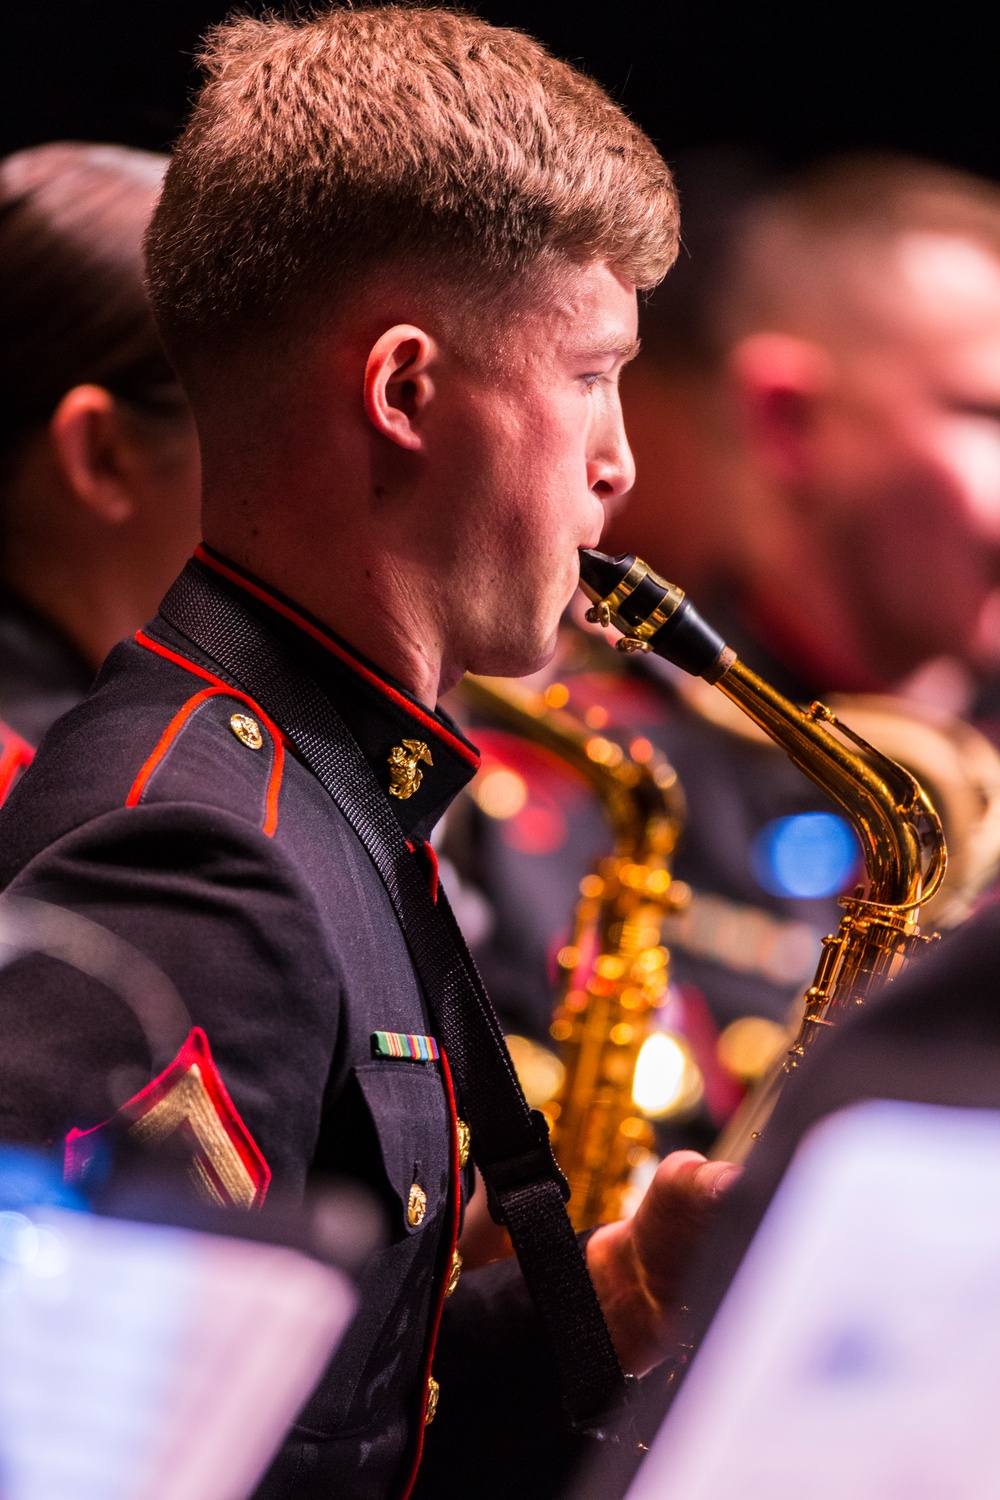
[145,4,678,386]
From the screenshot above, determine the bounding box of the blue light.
[0,1145,85,1213]
[751,812,860,900]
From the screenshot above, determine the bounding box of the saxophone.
[577,547,948,1163]
[458,673,688,1230]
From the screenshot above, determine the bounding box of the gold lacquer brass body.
[578,552,948,1164]
[459,675,687,1230]
[711,671,946,1160]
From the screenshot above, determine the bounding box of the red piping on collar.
[131,636,285,836]
[194,545,480,770]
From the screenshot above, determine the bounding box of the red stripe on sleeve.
[0,723,34,807]
[125,687,218,807]
[126,652,286,837]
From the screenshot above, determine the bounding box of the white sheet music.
[626,1100,1000,1500]
[0,1209,355,1500]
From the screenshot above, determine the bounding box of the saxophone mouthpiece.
[578,547,733,681]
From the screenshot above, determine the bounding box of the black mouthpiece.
[578,547,730,680]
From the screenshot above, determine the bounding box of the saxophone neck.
[717,656,943,911]
[577,548,947,914]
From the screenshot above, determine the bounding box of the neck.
[204,523,448,709]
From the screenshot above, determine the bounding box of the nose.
[588,403,636,518]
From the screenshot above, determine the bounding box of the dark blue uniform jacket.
[0,547,576,1500]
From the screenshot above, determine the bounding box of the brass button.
[424,1375,440,1426]
[407,1183,427,1228]
[456,1119,471,1169]
[445,1249,462,1298]
[230,713,263,750]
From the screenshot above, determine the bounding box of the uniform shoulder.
[0,633,289,879]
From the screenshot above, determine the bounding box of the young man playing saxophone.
[0,8,736,1498]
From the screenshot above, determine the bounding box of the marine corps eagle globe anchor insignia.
[388,739,433,800]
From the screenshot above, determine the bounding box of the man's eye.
[581,374,603,390]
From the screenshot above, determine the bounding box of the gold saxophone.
[458,673,689,1230]
[577,547,948,1163]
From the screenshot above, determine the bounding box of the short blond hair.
[146,5,678,376]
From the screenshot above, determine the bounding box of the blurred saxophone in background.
[458,674,689,1231]
[577,547,951,1164]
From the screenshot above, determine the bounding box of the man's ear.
[364,324,437,452]
[728,333,834,485]
[48,384,138,524]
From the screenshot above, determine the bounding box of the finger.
[651,1152,740,1201]
[653,1150,708,1184]
[631,1154,740,1307]
[692,1158,742,1198]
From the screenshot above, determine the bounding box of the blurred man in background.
[448,153,1000,1147]
[0,142,200,790]
[618,152,1000,703]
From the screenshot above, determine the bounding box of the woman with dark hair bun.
[0,141,200,794]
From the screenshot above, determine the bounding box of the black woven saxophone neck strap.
[160,560,626,1430]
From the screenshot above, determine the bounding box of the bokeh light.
[751,812,860,899]
[632,1032,704,1118]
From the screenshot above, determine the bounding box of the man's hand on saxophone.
[585,1151,740,1376]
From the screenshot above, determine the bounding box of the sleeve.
[0,800,342,1192]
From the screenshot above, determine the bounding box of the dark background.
[1,0,998,180]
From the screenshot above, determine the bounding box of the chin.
[467,625,559,682]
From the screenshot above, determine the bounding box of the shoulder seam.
[125,682,285,837]
[135,628,233,690]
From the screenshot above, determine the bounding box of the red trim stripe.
[65,1025,271,1207]
[0,723,34,807]
[421,842,440,905]
[194,544,479,770]
[126,687,216,807]
[405,839,440,905]
[135,629,232,690]
[399,1045,464,1500]
[127,646,285,837]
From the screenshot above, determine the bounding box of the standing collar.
[191,544,480,841]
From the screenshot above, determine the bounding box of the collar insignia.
[64,1027,270,1210]
[388,738,433,800]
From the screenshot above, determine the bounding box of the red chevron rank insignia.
[64,1027,271,1209]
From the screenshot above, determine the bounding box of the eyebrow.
[575,337,642,363]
